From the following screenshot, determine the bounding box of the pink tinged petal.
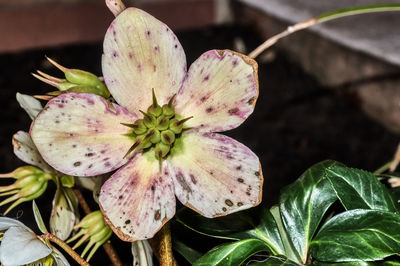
[102,8,187,116]
[99,153,175,241]
[167,132,263,218]
[12,131,54,173]
[31,93,137,176]
[175,49,259,132]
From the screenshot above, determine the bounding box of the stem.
[72,188,123,266]
[248,4,400,59]
[149,223,178,266]
[373,161,392,175]
[44,233,90,266]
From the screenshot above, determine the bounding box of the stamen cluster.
[123,90,191,160]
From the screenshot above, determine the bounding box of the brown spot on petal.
[228,107,239,115]
[189,174,197,184]
[248,97,256,105]
[73,161,81,167]
[255,171,260,177]
[237,178,244,183]
[154,210,161,220]
[225,199,233,207]
[125,219,131,224]
[222,207,227,212]
[206,107,213,113]
[237,202,243,207]
[236,165,242,170]
[85,152,95,157]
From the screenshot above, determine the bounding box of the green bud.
[67,85,110,99]
[14,174,41,189]
[13,166,42,179]
[141,111,157,128]
[150,129,161,144]
[77,210,104,229]
[155,142,170,160]
[21,181,48,201]
[169,118,182,134]
[156,115,170,131]
[91,226,112,243]
[161,130,175,145]
[133,119,148,135]
[65,69,100,87]
[162,104,174,118]
[58,82,79,91]
[147,105,162,117]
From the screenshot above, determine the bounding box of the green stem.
[373,161,392,175]
[42,233,90,266]
[248,4,400,59]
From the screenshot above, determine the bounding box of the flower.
[0,216,70,266]
[31,7,263,241]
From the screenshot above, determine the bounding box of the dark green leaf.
[326,166,398,212]
[279,160,342,263]
[173,239,203,264]
[310,209,400,262]
[230,207,285,255]
[176,208,251,240]
[247,255,299,265]
[313,261,379,265]
[193,239,269,266]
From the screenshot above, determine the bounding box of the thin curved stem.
[248,4,400,59]
[43,233,90,266]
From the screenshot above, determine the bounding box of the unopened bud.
[161,130,175,145]
[155,142,170,160]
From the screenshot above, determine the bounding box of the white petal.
[167,132,263,217]
[0,226,51,265]
[51,248,71,266]
[175,50,258,132]
[31,93,137,176]
[0,217,27,231]
[102,8,187,115]
[99,153,175,241]
[16,93,43,120]
[132,240,153,266]
[12,131,54,173]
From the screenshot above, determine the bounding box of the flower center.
[123,90,191,161]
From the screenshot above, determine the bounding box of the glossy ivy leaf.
[310,209,400,262]
[246,255,299,266]
[193,239,269,266]
[326,165,398,212]
[32,200,48,234]
[230,207,285,255]
[279,160,342,263]
[173,239,203,264]
[176,208,250,240]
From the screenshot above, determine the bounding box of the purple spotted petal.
[31,93,136,176]
[167,132,263,217]
[99,153,175,241]
[175,49,258,133]
[102,8,187,116]
[12,131,54,173]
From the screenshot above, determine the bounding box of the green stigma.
[122,89,192,161]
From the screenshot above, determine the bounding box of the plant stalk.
[149,223,178,266]
[248,4,400,59]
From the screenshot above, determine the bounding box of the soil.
[0,25,398,265]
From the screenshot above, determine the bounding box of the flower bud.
[161,130,175,145]
[155,142,170,160]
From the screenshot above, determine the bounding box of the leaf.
[173,239,203,264]
[326,165,398,212]
[230,207,285,255]
[33,200,48,234]
[279,160,342,263]
[193,239,269,266]
[313,261,379,265]
[176,208,250,240]
[131,240,153,266]
[310,209,400,262]
[247,255,300,265]
[16,92,43,120]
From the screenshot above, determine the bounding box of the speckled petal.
[175,49,258,132]
[99,153,175,241]
[167,132,263,218]
[31,93,136,176]
[102,8,186,116]
[12,131,54,173]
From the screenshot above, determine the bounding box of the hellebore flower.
[0,215,70,266]
[31,8,263,241]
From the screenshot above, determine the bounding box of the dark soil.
[0,25,398,265]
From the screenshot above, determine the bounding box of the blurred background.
[1,0,400,264]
